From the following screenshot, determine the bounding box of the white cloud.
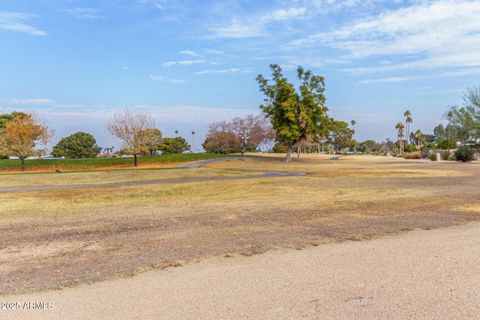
[122,65,129,70]
[179,50,202,57]
[150,75,185,83]
[195,68,254,75]
[136,0,167,10]
[0,98,55,105]
[64,8,104,20]
[210,6,306,39]
[263,7,306,22]
[205,49,228,55]
[0,11,47,36]
[210,21,265,39]
[295,1,480,74]
[359,76,426,84]
[162,59,206,67]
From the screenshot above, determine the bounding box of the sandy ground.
[2,222,479,320]
[1,156,479,294]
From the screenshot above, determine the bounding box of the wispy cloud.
[0,11,47,36]
[210,21,265,39]
[136,0,167,10]
[0,98,55,105]
[195,68,253,75]
[294,1,480,75]
[210,6,306,39]
[150,75,186,83]
[359,76,426,84]
[179,50,202,57]
[205,49,228,55]
[162,59,206,67]
[64,8,104,20]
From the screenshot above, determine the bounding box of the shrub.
[405,151,422,159]
[421,149,430,159]
[441,151,451,161]
[428,153,437,161]
[437,139,456,150]
[272,143,287,153]
[404,144,417,153]
[454,146,475,162]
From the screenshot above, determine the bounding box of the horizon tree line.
[0,69,478,170]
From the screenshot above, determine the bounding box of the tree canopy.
[52,132,101,159]
[159,137,190,154]
[107,109,155,166]
[0,113,52,171]
[256,64,329,161]
[203,115,274,155]
[142,128,163,155]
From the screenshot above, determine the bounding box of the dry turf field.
[0,154,479,295]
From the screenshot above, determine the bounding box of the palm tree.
[191,131,195,152]
[446,110,454,140]
[395,122,405,154]
[350,120,356,131]
[404,110,412,144]
[350,120,357,154]
[414,130,425,149]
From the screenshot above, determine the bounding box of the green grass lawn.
[0,153,224,172]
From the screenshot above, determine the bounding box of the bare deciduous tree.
[107,109,155,166]
[230,115,269,154]
[0,113,52,171]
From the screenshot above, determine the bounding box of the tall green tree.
[329,120,354,152]
[52,132,101,158]
[256,64,329,162]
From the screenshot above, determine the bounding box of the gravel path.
[2,222,479,320]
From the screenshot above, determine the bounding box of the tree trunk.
[134,154,138,167]
[21,157,26,172]
[297,145,300,158]
[286,145,292,162]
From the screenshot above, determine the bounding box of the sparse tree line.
[0,109,191,170]
[206,65,357,161]
[1,65,478,171]
[388,87,480,162]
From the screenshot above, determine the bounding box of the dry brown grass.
[0,154,479,294]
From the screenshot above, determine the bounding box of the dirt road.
[3,222,479,320]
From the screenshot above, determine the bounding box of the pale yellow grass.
[0,167,248,188]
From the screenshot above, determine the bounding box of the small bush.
[272,143,288,153]
[405,151,422,159]
[437,139,457,150]
[404,144,417,153]
[428,153,437,161]
[441,151,451,161]
[454,146,475,162]
[421,149,430,159]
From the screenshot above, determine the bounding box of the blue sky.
[1,0,480,149]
